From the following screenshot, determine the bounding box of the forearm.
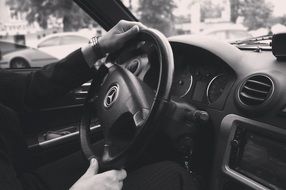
[0,48,96,111]
[24,48,95,109]
[0,20,143,111]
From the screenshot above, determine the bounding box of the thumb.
[84,158,99,177]
[120,25,140,42]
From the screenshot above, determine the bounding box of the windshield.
[121,0,286,42]
[1,0,285,69]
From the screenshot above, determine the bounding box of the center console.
[212,114,286,190]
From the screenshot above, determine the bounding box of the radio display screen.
[235,132,286,189]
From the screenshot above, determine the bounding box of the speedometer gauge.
[206,74,229,104]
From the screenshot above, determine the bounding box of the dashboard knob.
[186,109,209,123]
[195,110,209,122]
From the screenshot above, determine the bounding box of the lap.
[0,118,198,190]
[0,149,198,190]
[35,150,198,190]
[124,161,199,190]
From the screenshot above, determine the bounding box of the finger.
[119,25,140,42]
[116,169,127,181]
[84,158,99,177]
[102,169,127,181]
[119,20,147,31]
[125,22,147,30]
[128,22,147,30]
[105,181,124,190]
[117,181,124,190]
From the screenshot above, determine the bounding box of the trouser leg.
[123,161,199,190]
[0,104,48,190]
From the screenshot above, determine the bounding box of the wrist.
[97,37,108,55]
[89,36,106,59]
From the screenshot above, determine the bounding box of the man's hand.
[70,159,127,190]
[99,20,146,54]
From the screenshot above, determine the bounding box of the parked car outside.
[0,40,26,55]
[36,32,90,59]
[0,40,58,69]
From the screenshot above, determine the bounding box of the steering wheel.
[80,29,174,171]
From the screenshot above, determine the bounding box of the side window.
[60,35,89,45]
[0,41,26,55]
[38,37,60,48]
[0,0,105,69]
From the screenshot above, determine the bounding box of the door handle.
[74,82,90,100]
[74,90,88,100]
[82,82,91,87]
[74,90,88,95]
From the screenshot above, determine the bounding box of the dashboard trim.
[218,114,286,190]
[28,125,102,150]
[179,75,193,98]
[223,166,270,190]
[206,74,222,104]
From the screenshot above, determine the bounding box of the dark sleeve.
[0,49,94,111]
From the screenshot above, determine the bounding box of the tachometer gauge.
[172,71,193,98]
[206,74,229,104]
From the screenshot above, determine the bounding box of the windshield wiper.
[231,34,272,46]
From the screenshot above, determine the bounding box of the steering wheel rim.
[80,29,174,171]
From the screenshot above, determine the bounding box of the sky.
[268,0,286,16]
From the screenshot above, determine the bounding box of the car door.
[0,0,138,172]
[0,14,106,169]
[20,72,102,165]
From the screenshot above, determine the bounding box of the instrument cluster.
[171,52,235,108]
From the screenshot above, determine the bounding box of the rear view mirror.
[272,33,286,61]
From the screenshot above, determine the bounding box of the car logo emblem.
[104,84,119,108]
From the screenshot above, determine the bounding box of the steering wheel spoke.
[132,108,149,127]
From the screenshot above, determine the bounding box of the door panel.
[8,68,102,165]
[0,0,107,169]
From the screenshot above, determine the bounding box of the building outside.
[122,0,232,34]
[0,0,43,45]
[0,0,104,46]
[174,0,232,34]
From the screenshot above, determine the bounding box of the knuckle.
[109,170,117,176]
[118,181,123,189]
[119,20,125,24]
[103,183,109,189]
[106,170,117,180]
[121,169,127,177]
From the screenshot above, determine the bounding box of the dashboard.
[116,39,236,111]
[114,35,286,190]
[168,36,286,190]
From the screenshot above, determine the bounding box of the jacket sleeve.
[0,49,94,111]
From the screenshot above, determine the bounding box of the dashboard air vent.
[239,75,273,106]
